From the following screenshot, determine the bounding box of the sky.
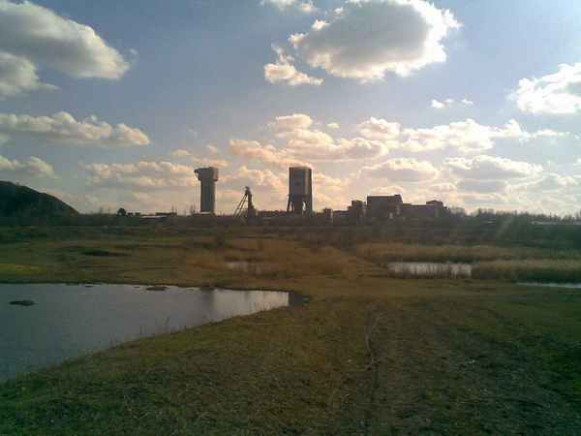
[1,0,581,215]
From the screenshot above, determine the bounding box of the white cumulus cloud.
[357,117,566,154]
[431,98,474,110]
[0,52,57,99]
[0,0,129,98]
[512,63,581,115]
[445,155,542,180]
[0,154,55,178]
[0,112,150,147]
[262,0,316,13]
[230,139,309,168]
[0,0,129,79]
[85,161,198,190]
[264,46,323,86]
[362,157,439,182]
[269,113,386,160]
[222,165,287,195]
[290,0,460,82]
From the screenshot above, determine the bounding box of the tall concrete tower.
[195,167,219,214]
[287,166,313,215]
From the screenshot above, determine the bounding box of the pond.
[226,261,264,274]
[519,282,581,289]
[385,262,472,279]
[0,283,297,381]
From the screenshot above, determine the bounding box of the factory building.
[186,164,448,224]
[348,200,366,223]
[195,167,219,214]
[364,195,448,221]
[367,195,403,220]
[400,200,447,220]
[287,166,313,215]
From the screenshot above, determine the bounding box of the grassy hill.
[0,181,78,219]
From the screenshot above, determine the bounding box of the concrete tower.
[195,167,219,214]
[287,166,313,215]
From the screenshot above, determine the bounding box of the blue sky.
[1,0,581,214]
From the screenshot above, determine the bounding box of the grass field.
[1,228,581,435]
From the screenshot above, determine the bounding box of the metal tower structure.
[234,186,256,220]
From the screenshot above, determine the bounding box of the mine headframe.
[234,186,256,221]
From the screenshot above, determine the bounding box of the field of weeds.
[473,259,581,283]
[1,228,581,435]
[356,242,581,263]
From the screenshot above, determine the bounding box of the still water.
[1,283,294,380]
[519,282,581,289]
[386,262,472,279]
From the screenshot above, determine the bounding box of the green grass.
[0,263,45,277]
[1,229,581,435]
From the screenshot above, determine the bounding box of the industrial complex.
[190,165,449,224]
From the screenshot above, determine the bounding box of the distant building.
[366,195,403,220]
[348,200,366,223]
[195,167,219,214]
[322,208,334,224]
[287,167,313,215]
[401,201,448,220]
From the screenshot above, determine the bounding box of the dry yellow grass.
[356,242,581,263]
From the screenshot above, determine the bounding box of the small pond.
[385,262,472,279]
[519,282,581,289]
[226,261,264,274]
[0,283,297,380]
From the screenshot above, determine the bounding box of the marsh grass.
[181,237,363,281]
[357,242,581,263]
[473,259,581,283]
[0,263,45,276]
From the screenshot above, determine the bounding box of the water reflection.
[386,262,472,279]
[226,261,264,274]
[519,282,581,289]
[0,284,293,380]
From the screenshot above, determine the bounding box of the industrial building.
[195,167,219,214]
[287,167,313,215]
[364,195,448,222]
[184,164,448,225]
[367,195,403,220]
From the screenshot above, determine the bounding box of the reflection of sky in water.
[387,262,472,278]
[519,282,581,289]
[0,284,289,380]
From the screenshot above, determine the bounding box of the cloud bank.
[0,112,150,147]
[85,161,198,190]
